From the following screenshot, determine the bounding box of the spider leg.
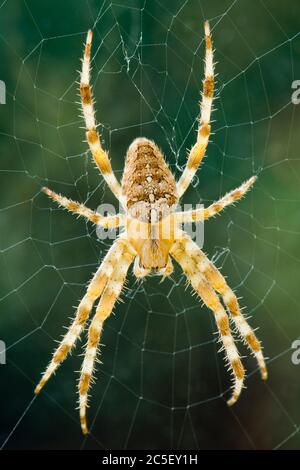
[42,187,124,228]
[80,30,123,204]
[176,21,214,198]
[34,237,128,395]
[79,244,135,434]
[174,176,257,224]
[177,232,267,380]
[170,237,245,406]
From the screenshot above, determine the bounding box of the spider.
[35,22,267,435]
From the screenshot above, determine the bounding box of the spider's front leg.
[80,30,123,204]
[79,242,135,434]
[177,21,214,198]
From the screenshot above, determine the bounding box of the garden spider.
[35,22,267,435]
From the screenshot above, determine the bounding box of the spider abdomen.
[122,138,178,221]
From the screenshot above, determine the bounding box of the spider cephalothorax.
[35,23,267,435]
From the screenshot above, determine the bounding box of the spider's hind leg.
[79,244,135,434]
[35,238,127,395]
[193,248,267,380]
[171,237,245,406]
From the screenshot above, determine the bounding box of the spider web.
[0,0,300,450]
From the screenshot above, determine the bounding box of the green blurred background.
[0,0,300,450]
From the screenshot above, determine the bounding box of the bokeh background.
[0,0,300,450]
